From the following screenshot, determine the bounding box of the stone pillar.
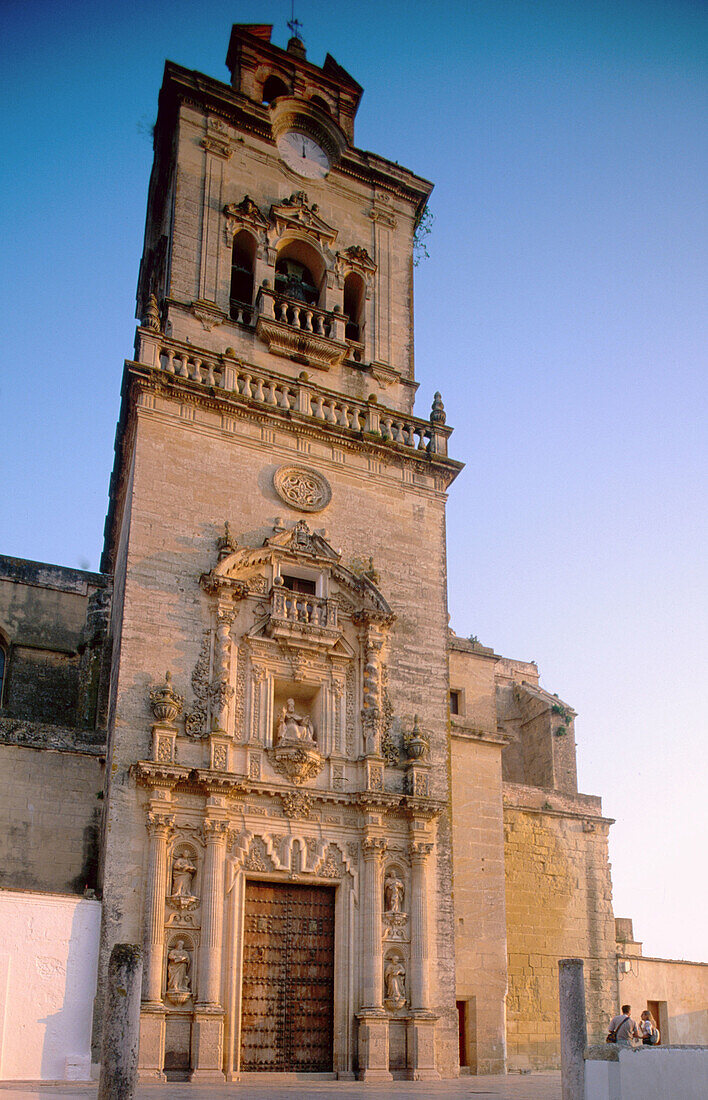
[192,815,229,1081]
[559,958,587,1100]
[409,841,432,1011]
[142,810,173,1005]
[98,943,143,1100]
[357,835,391,1081]
[138,808,173,1081]
[212,606,234,733]
[406,839,439,1080]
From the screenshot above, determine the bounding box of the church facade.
[0,23,623,1081]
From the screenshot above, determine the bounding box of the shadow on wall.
[39,897,101,1081]
[0,891,100,1082]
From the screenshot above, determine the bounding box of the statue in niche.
[384,870,405,914]
[170,852,197,900]
[384,955,406,1008]
[277,698,316,743]
[166,939,191,1003]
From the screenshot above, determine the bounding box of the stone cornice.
[450,722,512,746]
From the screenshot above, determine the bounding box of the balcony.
[265,586,341,648]
[255,286,348,370]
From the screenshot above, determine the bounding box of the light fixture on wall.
[618,957,637,978]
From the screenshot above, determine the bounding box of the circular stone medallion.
[274,465,332,513]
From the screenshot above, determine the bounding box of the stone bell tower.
[99,23,462,1082]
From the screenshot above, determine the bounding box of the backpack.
[648,1027,660,1045]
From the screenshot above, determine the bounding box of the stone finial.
[149,671,184,724]
[430,392,446,425]
[217,521,237,559]
[144,293,161,332]
[403,715,430,760]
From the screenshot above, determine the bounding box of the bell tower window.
[343,271,365,342]
[262,74,289,104]
[275,239,324,307]
[230,230,256,319]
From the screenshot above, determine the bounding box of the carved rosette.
[281,790,313,819]
[273,465,332,513]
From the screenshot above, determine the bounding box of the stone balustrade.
[136,330,449,457]
[270,587,338,629]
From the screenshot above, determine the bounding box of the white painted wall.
[0,890,100,1081]
[585,1046,708,1100]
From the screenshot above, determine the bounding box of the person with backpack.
[639,1009,660,1045]
[607,1004,641,1044]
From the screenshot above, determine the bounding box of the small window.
[262,75,289,105]
[281,574,317,595]
[449,690,460,715]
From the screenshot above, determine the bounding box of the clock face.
[278,132,330,179]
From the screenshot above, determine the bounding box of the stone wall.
[451,729,507,1073]
[504,785,617,1070]
[0,743,103,895]
[0,556,111,734]
[616,953,708,1045]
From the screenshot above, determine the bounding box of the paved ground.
[0,1074,561,1100]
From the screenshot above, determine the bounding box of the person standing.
[607,1004,640,1044]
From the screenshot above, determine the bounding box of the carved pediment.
[335,244,377,281]
[223,195,270,243]
[269,192,338,249]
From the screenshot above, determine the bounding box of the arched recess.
[343,271,365,342]
[261,74,290,104]
[230,229,256,317]
[310,94,331,115]
[274,237,325,307]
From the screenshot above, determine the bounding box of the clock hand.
[302,139,307,158]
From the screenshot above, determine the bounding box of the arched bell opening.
[229,230,256,319]
[274,238,325,307]
[261,74,290,105]
[343,271,365,343]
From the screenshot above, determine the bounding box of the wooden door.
[240,881,335,1072]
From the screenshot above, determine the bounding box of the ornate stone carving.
[167,848,198,911]
[384,869,405,914]
[280,790,313,819]
[430,391,446,425]
[270,742,324,786]
[383,911,409,942]
[273,465,332,513]
[384,953,406,1009]
[223,194,269,243]
[146,811,174,836]
[276,697,316,743]
[403,715,430,760]
[269,192,338,249]
[201,116,232,159]
[185,633,210,739]
[217,522,238,559]
[166,939,192,1004]
[149,672,184,724]
[211,742,228,771]
[143,293,161,332]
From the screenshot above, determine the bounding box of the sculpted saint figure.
[170,853,196,898]
[277,697,315,742]
[166,940,191,995]
[384,956,406,1007]
[384,870,405,914]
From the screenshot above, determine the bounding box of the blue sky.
[1,0,706,962]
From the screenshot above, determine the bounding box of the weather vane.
[287,0,303,42]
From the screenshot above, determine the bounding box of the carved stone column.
[212,606,234,733]
[143,809,174,1004]
[407,839,439,1080]
[356,835,391,1081]
[192,815,229,1081]
[138,807,173,1081]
